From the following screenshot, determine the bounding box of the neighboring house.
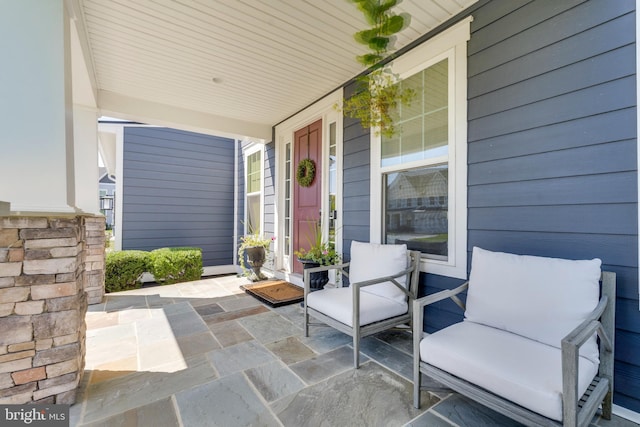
[252,1,640,417]
[385,168,449,257]
[100,123,253,276]
[98,167,115,229]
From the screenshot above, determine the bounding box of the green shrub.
[105,250,149,293]
[149,247,203,285]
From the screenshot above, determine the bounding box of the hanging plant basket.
[337,0,414,138]
[296,158,316,187]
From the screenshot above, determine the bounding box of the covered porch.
[72,275,634,426]
[1,0,640,424]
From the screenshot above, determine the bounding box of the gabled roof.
[98,167,115,184]
[388,168,448,200]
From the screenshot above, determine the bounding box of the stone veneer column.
[83,217,106,305]
[0,215,105,404]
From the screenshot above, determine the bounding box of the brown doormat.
[241,280,303,307]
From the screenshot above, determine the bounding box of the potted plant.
[295,224,340,290]
[238,229,275,282]
[339,0,414,138]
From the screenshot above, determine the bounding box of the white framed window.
[328,121,338,249]
[244,144,264,235]
[371,17,471,279]
[284,141,292,256]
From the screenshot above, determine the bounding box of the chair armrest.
[561,320,600,423]
[351,265,416,297]
[413,282,469,312]
[561,294,613,424]
[413,282,469,374]
[412,282,468,346]
[562,320,601,350]
[561,295,612,352]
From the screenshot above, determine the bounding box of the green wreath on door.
[296,158,316,187]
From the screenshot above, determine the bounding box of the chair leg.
[414,366,421,408]
[602,389,613,420]
[304,310,309,337]
[353,334,360,369]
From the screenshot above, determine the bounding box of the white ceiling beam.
[98,90,272,141]
[67,0,98,106]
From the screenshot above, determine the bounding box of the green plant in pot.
[238,228,274,282]
[295,224,340,290]
[340,0,414,138]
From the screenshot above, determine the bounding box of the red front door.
[293,119,322,274]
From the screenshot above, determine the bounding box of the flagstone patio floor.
[70,275,638,427]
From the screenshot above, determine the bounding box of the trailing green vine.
[340,0,414,138]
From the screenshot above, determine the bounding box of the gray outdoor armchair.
[304,241,421,368]
[413,247,616,427]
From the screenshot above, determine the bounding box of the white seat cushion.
[307,287,408,327]
[349,241,408,304]
[421,321,599,422]
[465,247,602,363]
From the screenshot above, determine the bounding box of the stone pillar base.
[0,214,105,404]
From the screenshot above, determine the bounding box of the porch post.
[73,107,100,214]
[0,0,75,212]
[0,1,105,406]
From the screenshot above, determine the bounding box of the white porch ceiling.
[75,0,477,140]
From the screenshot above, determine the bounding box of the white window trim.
[324,109,344,259]
[243,142,265,236]
[370,17,471,279]
[274,88,344,279]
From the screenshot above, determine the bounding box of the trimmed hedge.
[105,247,204,292]
[105,250,149,293]
[148,247,203,285]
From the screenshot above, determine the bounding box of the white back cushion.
[349,241,408,304]
[465,247,602,363]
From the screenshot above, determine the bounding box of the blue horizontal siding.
[264,142,276,239]
[468,172,637,208]
[471,13,635,100]
[260,141,276,270]
[469,76,635,142]
[468,0,634,76]
[464,0,639,412]
[468,109,636,164]
[122,127,236,267]
[342,81,372,260]
[468,231,636,269]
[122,167,233,187]
[469,140,636,185]
[123,152,233,169]
[468,204,637,235]
[469,45,634,120]
[615,361,640,410]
